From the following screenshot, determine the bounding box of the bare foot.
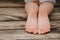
[25,13,38,34]
[38,14,51,34]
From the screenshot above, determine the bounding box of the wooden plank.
[0,8,27,21]
[0,8,60,21]
[0,30,60,40]
[50,7,60,20]
[50,13,60,21]
[55,1,60,7]
[51,21,60,29]
[0,0,59,8]
[0,21,26,30]
[0,21,60,30]
[0,1,24,8]
[49,7,60,20]
[56,0,60,6]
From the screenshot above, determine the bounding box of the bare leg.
[38,2,54,34]
[25,2,38,34]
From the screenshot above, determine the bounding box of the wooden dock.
[0,0,60,40]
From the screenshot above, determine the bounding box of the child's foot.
[25,13,38,34]
[38,13,51,34]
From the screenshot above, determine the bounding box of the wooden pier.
[0,0,60,40]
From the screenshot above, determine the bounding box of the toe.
[45,28,50,33]
[25,27,29,32]
[28,27,33,33]
[41,28,45,34]
[47,28,50,32]
[30,27,33,33]
[41,27,48,34]
[38,28,42,34]
[26,27,32,33]
[33,27,38,34]
[41,26,47,34]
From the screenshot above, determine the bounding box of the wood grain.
[0,1,24,8]
[0,30,60,40]
[0,8,59,29]
[0,0,60,40]
[0,8,60,21]
[0,21,26,30]
[0,0,59,8]
[0,8,27,21]
[0,21,60,30]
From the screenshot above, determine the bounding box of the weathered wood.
[51,21,60,29]
[0,8,27,21]
[0,0,59,8]
[50,13,60,21]
[56,0,60,6]
[0,1,24,8]
[0,8,60,21]
[0,8,59,29]
[0,21,60,30]
[0,30,60,40]
[0,21,26,30]
[0,0,60,40]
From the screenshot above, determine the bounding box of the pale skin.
[25,0,54,34]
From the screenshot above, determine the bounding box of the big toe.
[26,27,32,33]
